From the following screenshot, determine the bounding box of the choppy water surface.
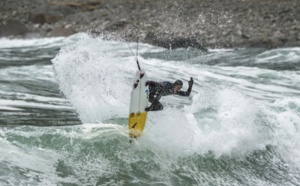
[1,33,300,185]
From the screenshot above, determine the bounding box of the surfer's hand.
[188,77,194,87]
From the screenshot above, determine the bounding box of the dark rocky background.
[0,0,300,49]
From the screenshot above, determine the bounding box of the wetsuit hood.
[173,80,183,88]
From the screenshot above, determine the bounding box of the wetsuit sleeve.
[177,86,192,96]
[153,85,163,101]
[147,81,158,87]
[147,81,162,102]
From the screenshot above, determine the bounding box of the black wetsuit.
[146,81,193,111]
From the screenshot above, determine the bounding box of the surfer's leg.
[146,100,163,111]
[145,95,155,111]
[153,101,163,111]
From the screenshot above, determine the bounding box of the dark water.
[0,37,81,126]
[1,34,300,185]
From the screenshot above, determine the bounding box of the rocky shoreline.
[1,0,300,49]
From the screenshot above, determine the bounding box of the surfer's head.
[173,80,183,93]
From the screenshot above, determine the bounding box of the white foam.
[0,37,64,48]
[0,99,73,110]
[264,97,300,166]
[0,132,75,185]
[0,64,55,82]
[0,33,87,49]
[52,36,140,122]
[52,35,300,161]
[0,106,22,111]
[0,125,116,185]
[255,47,300,64]
[141,88,268,157]
[2,34,300,185]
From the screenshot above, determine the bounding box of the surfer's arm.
[147,81,158,87]
[147,80,162,101]
[178,77,193,97]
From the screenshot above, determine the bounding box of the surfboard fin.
[129,136,137,144]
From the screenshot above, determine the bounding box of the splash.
[52,35,135,122]
[52,35,271,157]
[142,87,268,157]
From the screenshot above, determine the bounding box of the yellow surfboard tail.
[128,112,148,138]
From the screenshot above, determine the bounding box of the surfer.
[145,77,194,111]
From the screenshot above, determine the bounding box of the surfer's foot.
[145,107,151,112]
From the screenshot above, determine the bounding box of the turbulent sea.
[1,33,300,186]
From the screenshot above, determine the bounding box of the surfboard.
[128,70,149,141]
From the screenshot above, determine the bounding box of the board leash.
[125,26,141,71]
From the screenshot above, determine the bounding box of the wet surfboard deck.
[128,70,149,142]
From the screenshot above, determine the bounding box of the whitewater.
[0,33,300,185]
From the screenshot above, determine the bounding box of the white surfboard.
[128,70,149,140]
